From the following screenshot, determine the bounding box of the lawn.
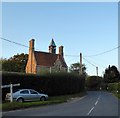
[2,91,86,111]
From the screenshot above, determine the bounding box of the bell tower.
[49,38,56,54]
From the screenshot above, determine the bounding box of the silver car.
[5,89,48,102]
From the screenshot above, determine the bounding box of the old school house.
[26,39,67,74]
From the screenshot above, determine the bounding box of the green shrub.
[107,82,120,94]
[1,72,85,101]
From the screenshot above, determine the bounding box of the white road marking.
[98,95,101,100]
[95,100,98,106]
[87,94,101,116]
[95,95,101,106]
[87,107,94,116]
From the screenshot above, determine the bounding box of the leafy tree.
[104,65,120,83]
[0,58,4,71]
[1,53,28,72]
[69,62,87,76]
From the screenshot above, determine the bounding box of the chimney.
[57,54,60,59]
[59,46,64,57]
[26,39,35,74]
[29,39,35,51]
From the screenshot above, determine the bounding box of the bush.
[1,72,85,101]
[107,82,120,94]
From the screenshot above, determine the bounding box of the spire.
[49,38,56,47]
[49,38,56,54]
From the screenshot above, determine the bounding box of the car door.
[29,90,40,101]
[19,90,30,101]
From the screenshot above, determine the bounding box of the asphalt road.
[2,91,119,116]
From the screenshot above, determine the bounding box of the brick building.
[26,39,67,74]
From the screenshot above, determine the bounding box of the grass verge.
[112,92,120,99]
[2,91,86,111]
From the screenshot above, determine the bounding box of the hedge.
[107,82,120,94]
[1,72,85,101]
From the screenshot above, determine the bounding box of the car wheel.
[40,96,46,101]
[17,98,24,103]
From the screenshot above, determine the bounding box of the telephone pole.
[80,53,82,75]
[96,66,98,79]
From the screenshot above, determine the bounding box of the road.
[2,91,119,117]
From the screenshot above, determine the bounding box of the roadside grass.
[2,91,86,111]
[112,92,120,99]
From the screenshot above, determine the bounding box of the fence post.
[10,84,13,102]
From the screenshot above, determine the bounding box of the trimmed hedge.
[2,72,85,101]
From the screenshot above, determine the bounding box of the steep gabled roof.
[34,51,67,68]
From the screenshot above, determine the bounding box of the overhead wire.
[65,55,79,57]
[83,56,106,69]
[0,37,29,48]
[84,46,120,57]
[0,37,41,51]
[82,57,97,67]
[1,37,119,58]
[0,36,118,70]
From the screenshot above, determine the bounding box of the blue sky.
[2,2,118,76]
